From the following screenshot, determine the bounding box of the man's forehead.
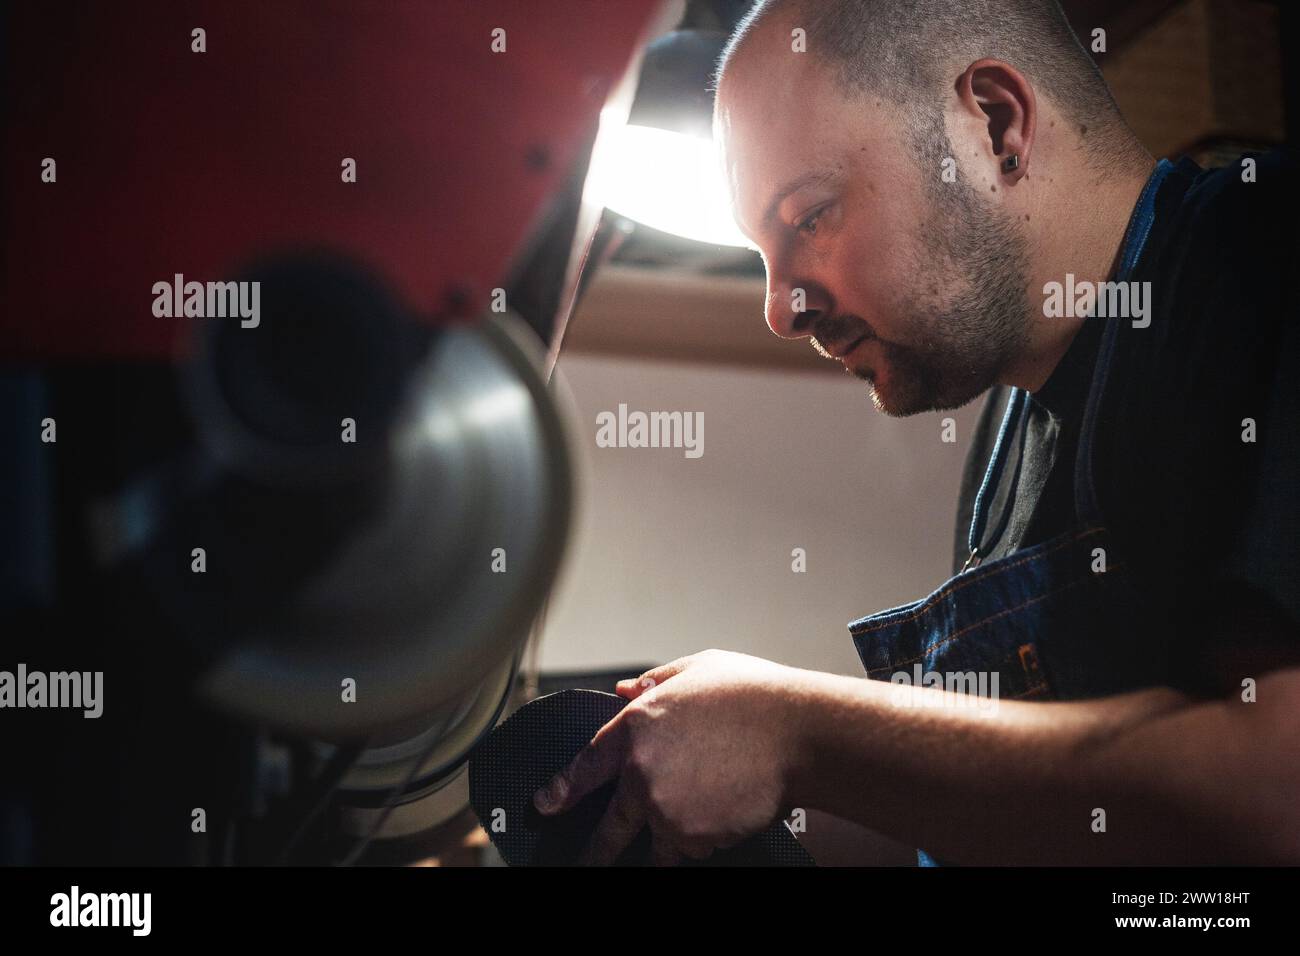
[715,53,850,231]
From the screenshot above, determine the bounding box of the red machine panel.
[3,0,662,361]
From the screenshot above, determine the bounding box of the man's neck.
[1001,157,1157,393]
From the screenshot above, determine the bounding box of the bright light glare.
[586,122,754,249]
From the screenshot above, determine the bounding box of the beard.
[814,135,1032,417]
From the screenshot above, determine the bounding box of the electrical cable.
[333,643,526,867]
[271,737,371,865]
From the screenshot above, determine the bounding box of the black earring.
[1002,154,1020,172]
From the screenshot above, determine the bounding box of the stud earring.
[1002,154,1020,172]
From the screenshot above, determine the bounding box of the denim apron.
[847,160,1177,866]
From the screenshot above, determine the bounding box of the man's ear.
[956,58,1035,183]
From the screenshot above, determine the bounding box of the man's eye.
[798,207,826,235]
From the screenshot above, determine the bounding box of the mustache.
[811,314,873,357]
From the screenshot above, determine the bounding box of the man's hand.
[532,649,810,866]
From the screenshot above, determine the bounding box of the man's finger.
[615,656,693,700]
[533,714,628,816]
[579,778,647,866]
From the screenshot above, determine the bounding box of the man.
[535,0,1300,865]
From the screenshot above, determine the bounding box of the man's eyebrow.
[761,169,837,229]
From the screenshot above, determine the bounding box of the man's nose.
[765,280,826,339]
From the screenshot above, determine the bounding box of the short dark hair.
[718,0,1146,170]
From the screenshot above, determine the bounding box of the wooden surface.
[1103,0,1284,158]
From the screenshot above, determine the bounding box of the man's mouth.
[828,334,870,360]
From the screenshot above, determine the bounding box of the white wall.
[538,353,985,678]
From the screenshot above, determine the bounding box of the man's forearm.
[783,667,1300,864]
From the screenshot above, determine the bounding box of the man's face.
[716,47,1030,416]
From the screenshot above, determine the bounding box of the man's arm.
[789,664,1300,864]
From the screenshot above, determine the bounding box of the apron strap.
[1073,158,1176,527]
